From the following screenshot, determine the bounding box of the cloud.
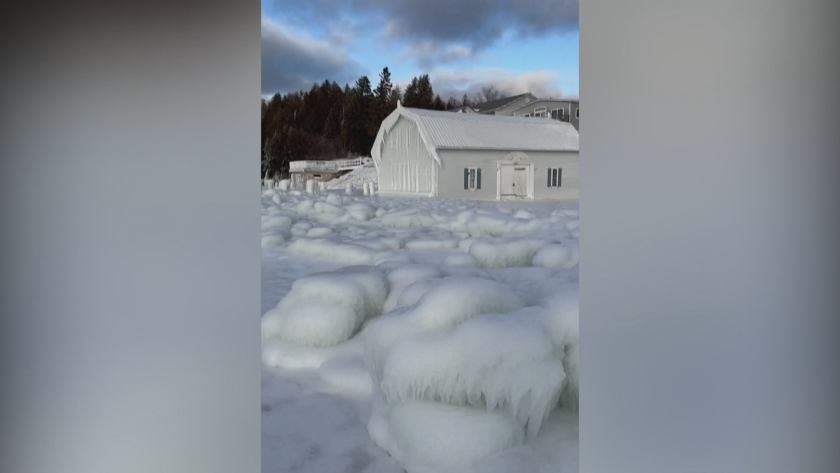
[399,41,482,68]
[426,68,577,101]
[261,16,365,95]
[267,0,578,66]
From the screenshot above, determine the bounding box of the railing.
[289,157,372,173]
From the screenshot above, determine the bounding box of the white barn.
[371,102,579,201]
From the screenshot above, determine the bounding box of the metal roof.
[470,93,532,113]
[371,102,579,167]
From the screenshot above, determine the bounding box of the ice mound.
[370,401,525,473]
[261,233,285,247]
[469,238,552,270]
[541,284,579,412]
[382,264,445,313]
[324,192,343,206]
[531,244,578,269]
[392,278,440,310]
[344,203,376,221]
[464,214,543,238]
[314,201,345,216]
[305,227,332,238]
[261,214,293,232]
[403,238,459,251]
[288,238,377,264]
[379,313,565,438]
[512,208,536,220]
[289,222,313,238]
[409,276,523,329]
[364,276,525,386]
[261,267,388,348]
[379,209,437,228]
[261,336,364,370]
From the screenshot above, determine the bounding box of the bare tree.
[480,85,502,102]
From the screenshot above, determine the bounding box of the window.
[551,108,565,120]
[534,107,547,118]
[546,168,562,188]
[575,108,579,119]
[464,167,481,190]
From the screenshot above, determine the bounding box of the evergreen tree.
[403,77,419,108]
[371,67,394,135]
[416,74,434,109]
[389,85,402,109]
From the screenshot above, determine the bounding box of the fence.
[289,157,372,173]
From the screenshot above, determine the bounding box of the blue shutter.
[477,169,481,189]
[464,168,468,189]
[547,168,552,187]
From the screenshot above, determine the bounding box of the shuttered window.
[547,168,562,188]
[464,168,481,190]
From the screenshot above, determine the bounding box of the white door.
[499,165,516,196]
[514,167,528,196]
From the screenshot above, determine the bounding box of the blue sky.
[261,0,578,101]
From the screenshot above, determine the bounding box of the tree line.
[261,67,506,179]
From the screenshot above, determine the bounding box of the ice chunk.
[288,238,377,264]
[541,284,579,412]
[261,267,388,348]
[531,244,578,269]
[372,401,525,473]
[383,264,444,313]
[379,313,565,438]
[364,277,525,383]
[469,239,549,270]
[261,233,285,247]
[305,227,332,238]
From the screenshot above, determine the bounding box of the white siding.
[437,150,579,201]
[377,116,435,195]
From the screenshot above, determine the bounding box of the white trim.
[496,152,535,200]
[545,167,563,188]
[466,167,479,191]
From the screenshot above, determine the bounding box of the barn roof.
[371,102,579,167]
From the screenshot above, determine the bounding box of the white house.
[370,101,579,201]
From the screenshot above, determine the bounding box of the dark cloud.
[400,42,482,69]
[268,0,578,65]
[261,17,365,95]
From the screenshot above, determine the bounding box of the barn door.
[513,166,528,196]
[499,165,516,196]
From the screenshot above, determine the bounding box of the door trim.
[496,151,534,200]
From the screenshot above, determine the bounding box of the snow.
[324,160,379,190]
[261,186,579,473]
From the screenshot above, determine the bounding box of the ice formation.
[260,186,580,472]
[261,266,387,348]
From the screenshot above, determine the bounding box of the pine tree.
[403,77,419,108]
[389,85,402,109]
[417,74,434,109]
[370,67,393,136]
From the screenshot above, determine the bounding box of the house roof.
[371,102,579,167]
[470,93,532,113]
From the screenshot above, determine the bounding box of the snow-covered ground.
[261,185,579,473]
[323,160,378,189]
